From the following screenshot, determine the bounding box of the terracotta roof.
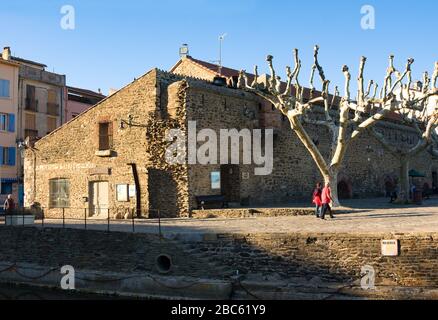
[67,86,106,98]
[172,56,341,106]
[0,57,20,67]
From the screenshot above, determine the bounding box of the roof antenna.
[218,33,227,76]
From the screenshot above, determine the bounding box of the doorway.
[89,181,109,218]
[432,171,437,194]
[220,165,240,203]
[337,180,352,199]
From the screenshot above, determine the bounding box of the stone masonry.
[24,68,438,218]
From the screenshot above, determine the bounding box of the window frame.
[98,121,113,151]
[0,113,8,131]
[0,79,10,98]
[49,178,70,208]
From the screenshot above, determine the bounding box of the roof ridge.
[36,68,158,144]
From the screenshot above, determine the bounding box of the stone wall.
[183,79,438,207]
[0,226,436,299]
[24,69,160,218]
[24,67,438,218]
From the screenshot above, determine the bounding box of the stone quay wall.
[0,226,436,299]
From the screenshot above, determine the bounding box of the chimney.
[179,44,189,58]
[2,47,11,61]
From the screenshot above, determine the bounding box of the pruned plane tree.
[369,61,438,202]
[237,46,438,206]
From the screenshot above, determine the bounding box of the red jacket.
[321,186,332,204]
[312,188,322,206]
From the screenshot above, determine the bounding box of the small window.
[0,113,15,132]
[1,182,13,195]
[0,114,7,131]
[211,171,221,190]
[0,79,10,98]
[49,179,70,208]
[25,113,36,130]
[0,147,15,166]
[98,122,113,150]
[47,116,57,134]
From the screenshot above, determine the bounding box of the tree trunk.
[398,157,410,203]
[323,169,340,207]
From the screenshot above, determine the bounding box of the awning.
[1,178,18,183]
[409,169,425,178]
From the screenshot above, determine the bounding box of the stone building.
[24,65,438,218]
[0,47,66,205]
[0,47,20,207]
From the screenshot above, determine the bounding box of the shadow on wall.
[147,169,179,218]
[0,225,435,299]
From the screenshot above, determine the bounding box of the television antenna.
[216,33,227,75]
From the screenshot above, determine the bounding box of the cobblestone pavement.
[14,197,437,235]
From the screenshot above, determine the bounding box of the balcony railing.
[24,129,38,139]
[25,98,38,112]
[47,102,60,116]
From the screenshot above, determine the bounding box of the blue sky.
[1,0,437,95]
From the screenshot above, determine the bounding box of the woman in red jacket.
[312,183,322,218]
[321,182,335,219]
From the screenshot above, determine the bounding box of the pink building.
[65,86,105,122]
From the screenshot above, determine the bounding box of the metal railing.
[1,207,163,236]
[25,98,38,112]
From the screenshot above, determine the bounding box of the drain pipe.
[128,163,141,217]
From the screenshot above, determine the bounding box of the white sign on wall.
[381,240,399,256]
[116,184,129,202]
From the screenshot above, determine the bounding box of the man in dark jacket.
[4,194,15,214]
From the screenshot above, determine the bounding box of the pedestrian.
[390,184,399,203]
[4,194,15,214]
[312,183,322,218]
[320,182,335,220]
[410,184,416,200]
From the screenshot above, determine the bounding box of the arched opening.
[337,180,352,199]
[384,180,395,197]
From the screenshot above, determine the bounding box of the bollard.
[84,208,87,230]
[107,209,110,232]
[158,210,162,239]
[132,208,135,233]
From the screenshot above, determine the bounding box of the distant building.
[66,86,105,122]
[0,47,20,206]
[0,46,67,206]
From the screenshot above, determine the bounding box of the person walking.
[4,194,15,215]
[321,182,334,220]
[390,184,399,203]
[312,183,322,218]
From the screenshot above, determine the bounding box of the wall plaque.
[89,167,110,176]
[381,239,399,256]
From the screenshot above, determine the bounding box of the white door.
[89,181,109,218]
